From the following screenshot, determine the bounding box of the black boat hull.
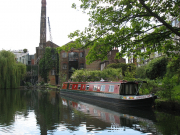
[60,89,156,108]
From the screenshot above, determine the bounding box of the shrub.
[146,57,168,80]
[136,66,147,79]
[157,75,178,101]
[106,63,136,76]
[71,68,123,82]
[166,56,180,83]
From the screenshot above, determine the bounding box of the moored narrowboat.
[60,80,157,108]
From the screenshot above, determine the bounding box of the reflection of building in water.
[61,96,159,134]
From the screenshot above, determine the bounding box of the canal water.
[0,89,180,135]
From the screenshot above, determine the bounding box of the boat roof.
[64,81,147,84]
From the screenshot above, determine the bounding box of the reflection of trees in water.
[0,89,26,126]
[33,90,61,135]
[0,89,62,135]
[155,112,180,135]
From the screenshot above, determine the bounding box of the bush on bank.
[71,68,123,82]
[145,57,168,80]
[106,63,136,76]
[136,56,180,102]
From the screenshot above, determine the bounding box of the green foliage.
[106,63,136,76]
[57,0,180,64]
[136,66,147,79]
[123,70,136,81]
[154,56,180,101]
[0,50,26,89]
[0,89,26,125]
[71,68,122,82]
[39,47,59,83]
[173,85,180,102]
[155,112,180,135]
[59,73,67,89]
[166,56,180,82]
[158,72,179,101]
[146,57,168,80]
[24,82,32,88]
[159,56,180,101]
[145,79,160,94]
[23,48,28,53]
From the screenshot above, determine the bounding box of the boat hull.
[60,89,156,108]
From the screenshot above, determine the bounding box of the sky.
[0,0,90,55]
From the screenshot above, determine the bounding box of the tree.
[39,47,58,83]
[23,49,28,53]
[0,50,26,89]
[57,0,180,64]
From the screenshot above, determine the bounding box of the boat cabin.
[62,81,145,96]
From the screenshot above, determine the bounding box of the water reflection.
[61,95,158,134]
[0,89,180,135]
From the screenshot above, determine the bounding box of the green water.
[0,89,179,135]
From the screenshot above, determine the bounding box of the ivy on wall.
[39,47,59,83]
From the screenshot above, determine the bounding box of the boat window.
[100,85,105,91]
[120,84,138,95]
[69,84,72,89]
[86,85,89,90]
[78,84,81,89]
[109,85,114,92]
[93,85,97,91]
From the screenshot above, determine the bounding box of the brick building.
[59,43,126,80]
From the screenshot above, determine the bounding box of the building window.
[62,52,67,58]
[100,85,105,91]
[63,64,67,69]
[80,63,84,69]
[80,52,84,57]
[86,85,89,90]
[93,85,97,91]
[69,52,78,61]
[51,70,55,75]
[109,85,114,92]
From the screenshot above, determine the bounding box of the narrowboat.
[60,80,157,108]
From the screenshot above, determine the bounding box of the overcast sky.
[0,0,89,54]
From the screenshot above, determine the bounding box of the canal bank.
[155,99,180,114]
